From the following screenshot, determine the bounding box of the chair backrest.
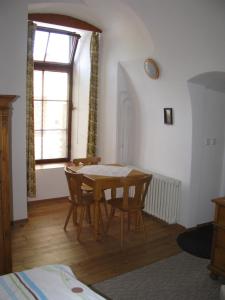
[64,167,83,205]
[72,156,101,166]
[120,174,152,210]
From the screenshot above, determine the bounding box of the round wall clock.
[144,58,160,79]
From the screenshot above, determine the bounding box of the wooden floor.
[12,198,185,285]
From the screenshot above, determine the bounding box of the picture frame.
[164,108,173,125]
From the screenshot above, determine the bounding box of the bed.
[0,264,105,300]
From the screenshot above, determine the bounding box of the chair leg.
[135,211,142,231]
[77,206,85,240]
[127,212,131,231]
[120,211,124,249]
[103,201,108,218]
[139,211,147,239]
[102,191,108,218]
[135,211,138,231]
[106,206,115,233]
[72,206,78,226]
[86,205,92,224]
[99,205,105,234]
[64,203,74,230]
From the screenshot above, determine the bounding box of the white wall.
[0,0,28,220]
[28,167,69,201]
[2,0,225,227]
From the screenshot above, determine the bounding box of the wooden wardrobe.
[208,197,225,279]
[0,95,16,275]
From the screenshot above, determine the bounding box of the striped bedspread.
[0,264,105,300]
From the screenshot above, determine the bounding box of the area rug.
[176,223,213,259]
[92,252,224,300]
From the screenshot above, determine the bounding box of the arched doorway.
[188,71,225,225]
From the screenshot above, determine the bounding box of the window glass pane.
[44,72,68,100]
[33,31,49,61]
[42,130,67,159]
[34,71,42,100]
[43,101,68,130]
[34,101,42,130]
[35,131,42,160]
[45,33,70,63]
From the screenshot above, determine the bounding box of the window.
[33,25,80,163]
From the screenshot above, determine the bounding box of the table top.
[67,164,149,181]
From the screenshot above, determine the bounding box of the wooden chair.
[72,156,101,193]
[64,167,104,240]
[72,156,108,217]
[106,174,152,248]
[73,156,101,166]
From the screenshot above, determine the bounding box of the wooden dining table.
[67,164,149,240]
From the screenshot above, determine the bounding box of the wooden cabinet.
[0,95,16,275]
[208,197,225,279]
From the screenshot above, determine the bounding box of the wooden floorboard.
[12,198,185,285]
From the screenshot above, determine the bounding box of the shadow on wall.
[116,63,141,165]
[188,71,225,226]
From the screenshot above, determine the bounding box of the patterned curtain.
[87,32,100,156]
[26,21,36,197]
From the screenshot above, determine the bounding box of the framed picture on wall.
[164,108,173,125]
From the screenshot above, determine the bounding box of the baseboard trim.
[197,221,213,228]
[11,198,68,226]
[28,196,68,206]
[11,218,28,226]
[186,221,213,231]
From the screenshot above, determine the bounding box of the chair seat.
[68,191,94,206]
[68,189,106,206]
[81,191,106,205]
[81,183,93,192]
[108,197,144,211]
[80,193,94,206]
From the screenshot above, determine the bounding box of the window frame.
[34,25,80,164]
[29,13,102,164]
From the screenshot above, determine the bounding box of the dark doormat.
[176,223,213,259]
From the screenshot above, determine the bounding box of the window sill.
[35,162,68,170]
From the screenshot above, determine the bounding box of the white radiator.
[144,173,181,224]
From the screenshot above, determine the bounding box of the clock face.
[144,58,160,79]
